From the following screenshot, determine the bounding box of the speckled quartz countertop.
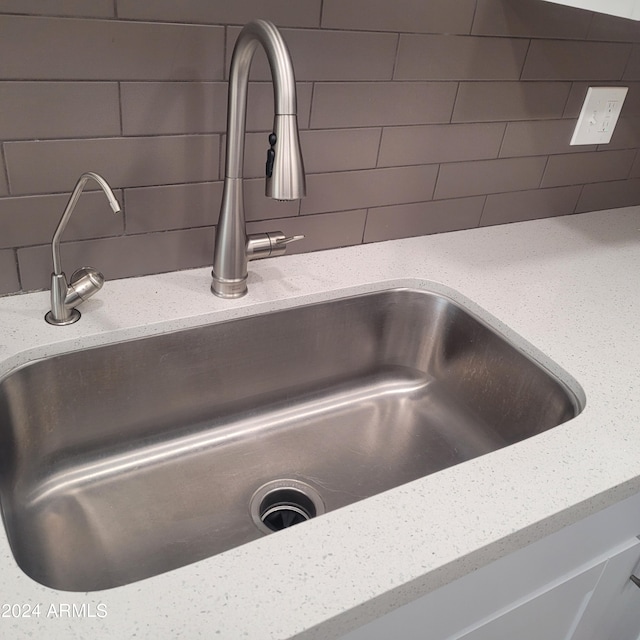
[0,207,639,639]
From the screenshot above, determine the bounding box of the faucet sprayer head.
[266,114,306,201]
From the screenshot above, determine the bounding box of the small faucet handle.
[246,231,305,261]
[276,234,305,246]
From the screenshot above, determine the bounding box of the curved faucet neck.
[224,19,298,180]
[51,171,120,275]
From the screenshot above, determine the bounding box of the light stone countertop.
[0,207,639,639]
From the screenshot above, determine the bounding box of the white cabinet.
[456,562,604,640]
[340,493,640,640]
[572,539,640,640]
[540,0,640,20]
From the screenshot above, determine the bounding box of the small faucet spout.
[45,172,122,326]
[212,20,306,299]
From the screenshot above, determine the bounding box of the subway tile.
[434,157,547,199]
[576,178,640,212]
[233,129,381,179]
[18,227,214,291]
[0,163,7,196]
[121,82,312,136]
[541,150,636,187]
[117,0,321,27]
[472,0,591,39]
[124,179,298,233]
[588,13,640,43]
[0,191,124,249]
[322,0,476,34]
[0,0,114,18]
[311,82,458,129]
[628,150,640,177]
[0,250,19,295]
[227,28,397,82]
[623,46,640,81]
[0,15,225,80]
[5,136,220,195]
[123,183,222,233]
[0,82,120,140]
[500,120,597,157]
[364,197,485,243]
[121,83,228,137]
[247,210,367,255]
[300,166,438,215]
[522,40,631,81]
[299,129,381,174]
[603,117,640,150]
[378,123,504,167]
[395,35,528,81]
[481,186,581,226]
[452,82,571,123]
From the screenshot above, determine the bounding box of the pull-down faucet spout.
[212,20,306,299]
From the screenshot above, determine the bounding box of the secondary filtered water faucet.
[212,20,306,298]
[45,172,122,325]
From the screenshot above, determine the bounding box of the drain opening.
[251,480,325,535]
[259,488,316,531]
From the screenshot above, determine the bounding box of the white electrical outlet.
[570,87,628,145]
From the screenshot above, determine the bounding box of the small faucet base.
[211,274,249,299]
[45,308,81,326]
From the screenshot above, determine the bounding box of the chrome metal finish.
[0,288,581,591]
[45,172,121,325]
[246,231,305,260]
[212,20,306,299]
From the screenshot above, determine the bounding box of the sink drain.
[250,479,325,534]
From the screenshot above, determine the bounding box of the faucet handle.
[246,231,305,261]
[276,234,305,246]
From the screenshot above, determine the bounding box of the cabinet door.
[571,538,640,640]
[456,563,604,640]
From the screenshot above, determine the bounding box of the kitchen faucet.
[212,19,306,298]
[45,172,122,325]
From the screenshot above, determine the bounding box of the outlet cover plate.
[570,87,628,146]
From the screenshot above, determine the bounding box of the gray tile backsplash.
[2,0,640,295]
[521,40,632,81]
[394,35,529,81]
[0,82,120,140]
[471,0,592,39]
[481,186,583,226]
[0,250,19,295]
[311,82,458,128]
[117,0,321,27]
[378,123,505,167]
[0,16,225,80]
[0,0,114,18]
[434,157,548,200]
[321,0,476,34]
[541,149,636,187]
[452,82,572,122]
[364,198,485,243]
[5,135,220,194]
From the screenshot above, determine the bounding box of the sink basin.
[0,288,581,591]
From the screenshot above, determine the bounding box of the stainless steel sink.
[0,288,581,591]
